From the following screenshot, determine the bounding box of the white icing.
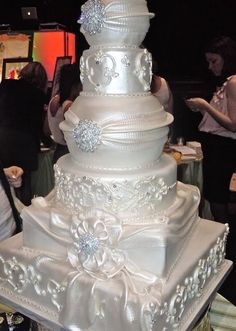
[0,221,229,331]
[79,0,154,46]
[21,181,199,281]
[0,1,231,331]
[60,94,173,169]
[53,154,177,222]
[80,47,152,94]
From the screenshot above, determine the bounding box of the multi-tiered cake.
[0,0,232,330]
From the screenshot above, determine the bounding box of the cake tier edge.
[0,220,231,331]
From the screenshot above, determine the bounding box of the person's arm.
[185,78,236,132]
[225,76,236,131]
[62,100,73,115]
[48,95,60,117]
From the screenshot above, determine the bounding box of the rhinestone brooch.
[78,0,106,35]
[73,119,102,152]
[79,233,100,256]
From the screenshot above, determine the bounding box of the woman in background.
[0,61,48,205]
[0,161,32,330]
[151,59,173,115]
[185,36,236,222]
[47,62,82,163]
[0,162,23,238]
[151,59,174,144]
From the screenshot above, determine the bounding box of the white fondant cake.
[0,0,232,330]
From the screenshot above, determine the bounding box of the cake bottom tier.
[21,181,201,280]
[0,219,231,331]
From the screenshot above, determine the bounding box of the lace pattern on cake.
[0,256,66,312]
[148,224,229,330]
[54,164,176,222]
[0,225,228,331]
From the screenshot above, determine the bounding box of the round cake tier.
[60,94,173,169]
[80,46,152,94]
[78,0,154,46]
[54,153,177,224]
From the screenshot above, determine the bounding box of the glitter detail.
[54,164,176,223]
[121,55,131,67]
[78,0,106,35]
[79,233,100,256]
[72,119,102,152]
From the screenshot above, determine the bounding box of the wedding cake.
[0,0,232,330]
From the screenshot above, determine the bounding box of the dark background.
[1,0,236,140]
[1,0,236,80]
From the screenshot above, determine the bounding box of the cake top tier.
[78,0,154,46]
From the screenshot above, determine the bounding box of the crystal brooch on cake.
[67,210,125,278]
[73,119,102,152]
[78,0,106,35]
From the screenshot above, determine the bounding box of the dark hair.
[205,36,236,78]
[19,61,48,93]
[58,63,82,105]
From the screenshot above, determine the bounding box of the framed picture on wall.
[50,56,72,98]
[2,57,33,80]
[0,32,33,81]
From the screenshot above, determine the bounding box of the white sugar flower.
[67,209,125,279]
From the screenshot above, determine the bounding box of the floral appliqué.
[67,210,125,279]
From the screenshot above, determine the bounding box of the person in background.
[0,162,23,239]
[185,36,236,222]
[140,45,173,115]
[0,161,31,329]
[0,61,48,206]
[151,59,174,115]
[47,62,82,163]
[151,59,174,145]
